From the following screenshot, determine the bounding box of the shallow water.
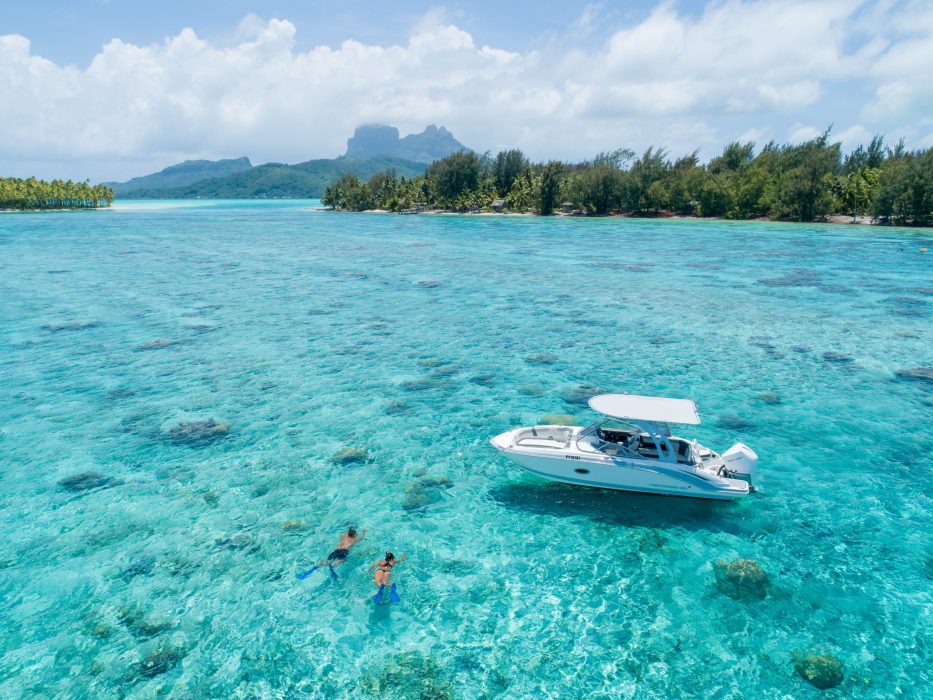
[0,201,930,698]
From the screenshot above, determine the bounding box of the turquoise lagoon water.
[0,200,930,698]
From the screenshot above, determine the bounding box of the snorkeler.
[370,551,405,603]
[296,526,365,580]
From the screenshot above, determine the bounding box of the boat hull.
[491,432,749,501]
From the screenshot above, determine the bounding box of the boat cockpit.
[581,420,697,464]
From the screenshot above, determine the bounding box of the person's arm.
[368,560,380,571]
[356,529,367,542]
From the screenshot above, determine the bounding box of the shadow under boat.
[489,479,747,534]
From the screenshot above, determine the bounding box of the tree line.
[322,131,933,226]
[0,177,114,210]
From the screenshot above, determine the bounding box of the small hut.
[560,201,574,213]
[491,198,506,213]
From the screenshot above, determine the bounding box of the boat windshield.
[592,420,640,444]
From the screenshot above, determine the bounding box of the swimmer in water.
[297,526,365,580]
[370,551,405,603]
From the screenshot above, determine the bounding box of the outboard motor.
[720,443,758,485]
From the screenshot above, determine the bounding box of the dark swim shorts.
[327,548,349,561]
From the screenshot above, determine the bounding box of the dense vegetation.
[0,177,113,210]
[113,156,427,199]
[322,132,933,226]
[107,157,254,196]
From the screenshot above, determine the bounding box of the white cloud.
[788,124,823,143]
[0,0,931,180]
[837,124,873,149]
[736,127,771,145]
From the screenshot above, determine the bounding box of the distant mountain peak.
[344,124,468,163]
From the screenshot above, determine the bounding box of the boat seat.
[636,438,692,462]
[517,437,566,449]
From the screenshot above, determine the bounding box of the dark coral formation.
[403,476,453,511]
[399,377,455,392]
[384,400,413,415]
[715,415,755,430]
[42,320,100,332]
[713,558,769,601]
[757,270,821,287]
[120,556,156,581]
[138,644,187,678]
[58,471,120,492]
[215,533,259,552]
[822,351,854,364]
[525,352,558,365]
[116,606,175,639]
[135,338,178,351]
[360,651,455,700]
[469,374,496,387]
[538,414,579,426]
[755,391,782,405]
[430,365,459,377]
[560,383,605,406]
[794,653,845,689]
[896,367,933,383]
[166,419,230,446]
[330,447,371,465]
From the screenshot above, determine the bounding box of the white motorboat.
[491,394,758,500]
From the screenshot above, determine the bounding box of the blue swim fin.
[296,566,318,580]
[373,585,385,604]
[328,564,338,581]
[389,583,401,603]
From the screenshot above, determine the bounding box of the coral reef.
[822,351,854,364]
[58,471,120,492]
[116,606,175,639]
[360,651,455,700]
[715,415,756,430]
[713,558,769,601]
[560,383,605,405]
[135,339,178,350]
[794,653,845,689]
[138,644,187,678]
[330,447,371,465]
[538,414,579,426]
[403,476,453,511]
[525,352,557,365]
[41,321,99,332]
[166,419,230,446]
[896,367,933,383]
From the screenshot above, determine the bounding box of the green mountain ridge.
[107,157,254,195]
[113,155,429,199]
[109,124,470,199]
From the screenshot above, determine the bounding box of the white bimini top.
[588,394,701,425]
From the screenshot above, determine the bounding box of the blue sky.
[2,1,677,65]
[1,1,931,181]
